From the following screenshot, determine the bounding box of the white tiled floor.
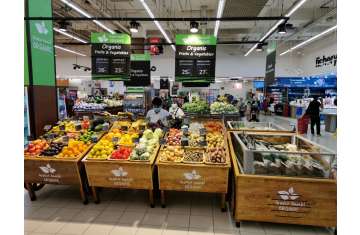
[24,115,336,235]
[24,186,335,235]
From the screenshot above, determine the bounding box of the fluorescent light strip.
[53,28,87,43]
[61,0,114,34]
[285,0,307,17]
[139,0,176,51]
[245,0,307,56]
[54,45,86,56]
[214,0,226,37]
[280,25,337,56]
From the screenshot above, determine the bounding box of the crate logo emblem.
[277,187,300,200]
[98,34,108,43]
[111,167,128,177]
[35,21,49,35]
[39,163,56,174]
[184,170,201,180]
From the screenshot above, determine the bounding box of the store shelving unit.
[123,87,147,116]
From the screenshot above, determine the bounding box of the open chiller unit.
[227,131,336,229]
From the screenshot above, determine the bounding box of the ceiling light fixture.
[60,0,114,34]
[129,21,140,33]
[139,0,176,51]
[53,28,88,43]
[190,21,199,33]
[214,0,226,37]
[256,43,264,52]
[58,21,70,31]
[244,0,307,56]
[280,25,337,56]
[55,45,86,57]
[278,23,287,34]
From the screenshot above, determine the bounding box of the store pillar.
[25,0,58,138]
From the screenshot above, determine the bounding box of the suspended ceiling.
[52,0,337,56]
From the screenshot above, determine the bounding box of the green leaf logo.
[35,21,48,35]
[98,34,108,43]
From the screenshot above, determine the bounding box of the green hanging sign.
[175,34,217,84]
[26,0,55,86]
[91,33,131,81]
[130,53,151,61]
[265,41,277,87]
[91,33,131,44]
[175,34,217,45]
[125,53,151,86]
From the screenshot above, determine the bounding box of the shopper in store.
[169,102,185,129]
[305,96,324,136]
[146,97,170,129]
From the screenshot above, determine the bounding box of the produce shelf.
[82,145,160,207]
[24,143,94,204]
[156,126,231,211]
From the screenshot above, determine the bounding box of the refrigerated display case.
[123,87,146,115]
[227,121,289,132]
[227,131,336,228]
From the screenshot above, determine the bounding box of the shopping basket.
[297,115,309,134]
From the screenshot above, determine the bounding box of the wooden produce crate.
[156,139,231,210]
[82,145,160,207]
[227,131,337,229]
[24,144,93,204]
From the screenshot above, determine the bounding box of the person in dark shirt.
[305,96,323,136]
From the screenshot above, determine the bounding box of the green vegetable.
[183,100,209,113]
[210,102,238,114]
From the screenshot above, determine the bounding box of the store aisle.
[24,185,333,235]
[259,115,337,152]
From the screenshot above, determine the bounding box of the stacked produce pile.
[86,120,162,161]
[238,134,328,177]
[183,100,209,114]
[24,140,49,157]
[73,101,106,111]
[159,146,184,162]
[24,137,91,159]
[130,128,162,161]
[50,119,109,133]
[204,121,223,133]
[160,120,228,164]
[57,139,90,158]
[103,98,122,107]
[166,128,181,145]
[210,102,238,114]
[87,139,114,160]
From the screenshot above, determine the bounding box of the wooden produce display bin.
[156,135,231,210]
[83,145,160,207]
[227,131,337,229]
[24,144,93,204]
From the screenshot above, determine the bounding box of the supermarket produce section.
[24,114,336,228]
